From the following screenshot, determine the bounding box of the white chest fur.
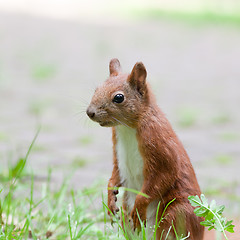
[115,125,158,227]
[115,125,144,210]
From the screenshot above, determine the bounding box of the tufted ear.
[109,58,121,76]
[128,62,147,96]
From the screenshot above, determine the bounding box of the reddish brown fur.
[87,59,204,239]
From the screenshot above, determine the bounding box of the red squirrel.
[86,59,204,239]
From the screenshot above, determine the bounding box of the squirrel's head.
[86,58,150,128]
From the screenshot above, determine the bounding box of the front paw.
[108,189,119,216]
[108,200,119,216]
[130,208,146,231]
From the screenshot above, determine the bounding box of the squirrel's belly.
[115,126,144,210]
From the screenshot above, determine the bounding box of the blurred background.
[0,0,239,237]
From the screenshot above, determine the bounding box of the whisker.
[111,116,130,128]
[74,110,87,117]
[118,113,135,127]
[75,103,88,111]
[75,115,86,123]
[77,96,89,106]
[83,117,91,128]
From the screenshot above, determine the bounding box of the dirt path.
[0,11,239,233]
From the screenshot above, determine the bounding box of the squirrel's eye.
[113,94,124,103]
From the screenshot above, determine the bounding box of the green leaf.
[225,224,235,233]
[216,205,225,215]
[215,219,224,232]
[225,220,233,227]
[210,200,217,212]
[10,158,26,178]
[208,226,214,231]
[224,220,235,233]
[204,211,214,221]
[200,220,213,227]
[189,193,235,239]
[200,194,208,207]
[188,195,201,207]
[194,207,208,217]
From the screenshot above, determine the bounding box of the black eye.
[113,94,124,103]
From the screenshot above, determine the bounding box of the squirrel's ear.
[128,62,147,96]
[109,58,121,76]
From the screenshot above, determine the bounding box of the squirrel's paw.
[108,201,120,225]
[130,208,146,231]
[108,189,119,216]
[108,201,119,216]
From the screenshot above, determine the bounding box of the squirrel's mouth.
[99,121,115,127]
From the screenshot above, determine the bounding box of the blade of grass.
[108,187,149,199]
[68,214,73,240]
[102,202,130,240]
[164,226,172,240]
[156,198,176,238]
[152,201,161,240]
[75,222,94,239]
[136,209,147,240]
[12,127,40,186]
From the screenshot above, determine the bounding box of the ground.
[0,8,239,239]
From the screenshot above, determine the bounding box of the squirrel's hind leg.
[156,202,204,240]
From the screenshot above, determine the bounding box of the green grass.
[31,64,56,82]
[0,136,187,240]
[78,136,94,146]
[0,132,8,142]
[1,164,179,239]
[214,154,233,165]
[0,130,236,239]
[71,157,88,168]
[130,8,240,25]
[176,107,200,128]
[111,3,240,27]
[211,113,231,125]
[32,144,48,152]
[0,161,107,239]
[218,132,240,142]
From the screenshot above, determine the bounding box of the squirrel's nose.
[86,107,96,119]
